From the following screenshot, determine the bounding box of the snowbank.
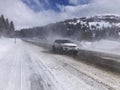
[79,39,120,55]
[0,38,15,59]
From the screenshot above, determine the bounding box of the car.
[52,39,79,55]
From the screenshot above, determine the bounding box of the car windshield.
[56,40,73,43]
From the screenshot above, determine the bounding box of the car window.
[55,40,73,43]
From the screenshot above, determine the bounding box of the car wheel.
[52,46,56,52]
[72,51,78,56]
[59,47,64,54]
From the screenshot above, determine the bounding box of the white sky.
[0,0,120,30]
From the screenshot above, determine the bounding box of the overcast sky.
[0,0,120,30]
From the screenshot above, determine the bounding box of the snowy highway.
[0,38,120,90]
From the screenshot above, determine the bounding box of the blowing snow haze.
[1,0,120,30]
[0,0,120,90]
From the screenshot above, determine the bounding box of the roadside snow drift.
[80,39,120,55]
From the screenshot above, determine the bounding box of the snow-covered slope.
[63,15,120,29]
[20,14,120,41]
[79,39,120,55]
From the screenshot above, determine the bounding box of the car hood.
[62,43,77,47]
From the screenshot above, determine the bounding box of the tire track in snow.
[3,39,117,90]
[6,46,22,90]
[50,54,120,90]
[26,45,97,90]
[24,41,119,90]
[27,51,64,90]
[49,56,114,90]
[0,44,19,90]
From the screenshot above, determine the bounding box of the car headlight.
[76,47,79,50]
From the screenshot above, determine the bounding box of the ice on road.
[0,38,119,90]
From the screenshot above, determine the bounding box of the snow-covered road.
[0,38,119,90]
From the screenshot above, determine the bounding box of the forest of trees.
[0,14,120,41]
[20,16,120,41]
[0,14,15,37]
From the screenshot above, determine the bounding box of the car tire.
[52,46,56,52]
[73,51,78,56]
[59,47,64,54]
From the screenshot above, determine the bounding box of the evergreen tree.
[1,15,5,28]
[10,21,15,31]
[0,14,15,37]
[5,18,9,29]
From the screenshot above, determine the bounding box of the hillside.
[20,15,120,41]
